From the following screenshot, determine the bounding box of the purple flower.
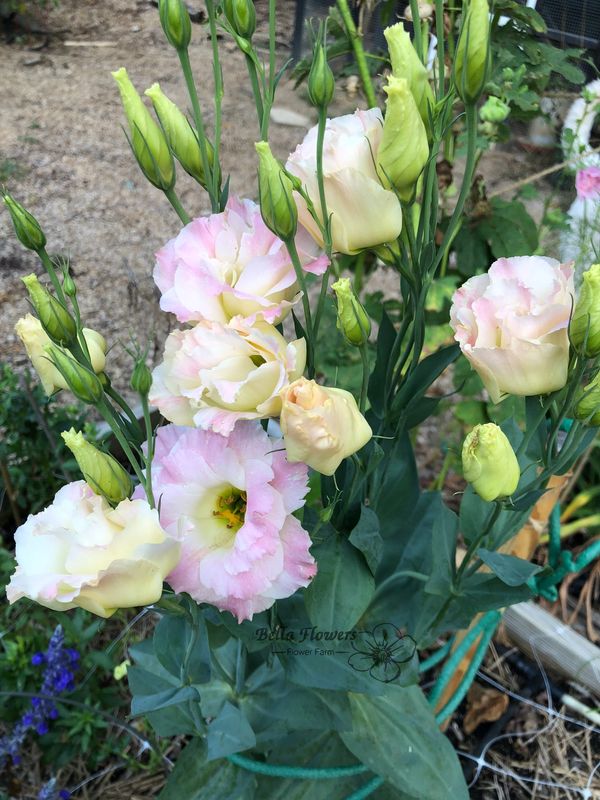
[31,653,45,666]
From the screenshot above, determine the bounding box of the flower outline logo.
[348,623,417,683]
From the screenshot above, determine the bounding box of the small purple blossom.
[0,626,80,768]
[38,777,70,800]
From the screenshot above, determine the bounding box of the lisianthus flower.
[6,482,179,617]
[576,166,600,200]
[450,256,574,403]
[286,108,403,255]
[143,422,316,621]
[150,318,306,435]
[154,196,328,325]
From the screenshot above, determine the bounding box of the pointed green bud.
[454,0,491,105]
[255,141,298,241]
[331,278,371,346]
[480,96,510,123]
[22,274,77,344]
[131,359,153,396]
[384,22,434,127]
[46,346,104,404]
[61,428,133,504]
[377,76,429,201]
[158,0,191,51]
[570,264,600,356]
[145,82,213,188]
[223,0,256,40]
[462,423,520,502]
[62,272,77,298]
[112,67,175,191]
[574,372,600,426]
[2,194,46,252]
[308,43,335,108]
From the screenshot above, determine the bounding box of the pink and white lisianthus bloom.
[144,422,316,621]
[450,256,574,403]
[576,166,600,200]
[6,481,179,617]
[154,196,328,325]
[150,318,306,435]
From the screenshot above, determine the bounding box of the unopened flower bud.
[308,43,335,108]
[331,277,371,346]
[46,346,104,405]
[22,273,77,344]
[62,273,77,298]
[480,96,510,123]
[2,194,46,252]
[377,76,429,200]
[112,67,175,191]
[255,141,297,241]
[131,359,153,396]
[62,428,133,504]
[223,0,256,40]
[145,83,213,188]
[384,22,434,126]
[575,373,600,426]
[462,423,520,502]
[454,0,491,105]
[158,0,191,51]
[570,264,600,356]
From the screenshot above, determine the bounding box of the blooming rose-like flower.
[286,108,403,255]
[576,166,600,200]
[6,481,180,617]
[150,319,306,434]
[15,314,106,396]
[280,378,372,475]
[144,422,316,621]
[450,256,574,403]
[154,196,328,325]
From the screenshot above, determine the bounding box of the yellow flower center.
[212,489,247,532]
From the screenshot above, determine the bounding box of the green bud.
[255,141,298,241]
[22,273,77,344]
[373,238,402,266]
[480,96,510,123]
[570,264,600,356]
[46,345,104,404]
[145,82,214,188]
[377,76,429,201]
[112,67,175,191]
[574,372,600,426]
[158,0,191,51]
[308,43,335,108]
[331,278,371,346]
[62,273,77,298]
[223,0,256,40]
[61,427,132,504]
[454,0,491,105]
[131,359,153,396]
[384,22,434,128]
[462,423,520,502]
[2,194,46,252]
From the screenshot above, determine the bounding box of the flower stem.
[359,344,369,414]
[285,236,315,375]
[164,187,191,224]
[205,0,224,208]
[336,0,377,108]
[97,399,148,500]
[141,393,155,508]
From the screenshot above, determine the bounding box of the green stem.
[105,384,144,439]
[313,266,331,343]
[435,0,445,98]
[316,105,331,252]
[178,48,218,212]
[359,344,369,414]
[432,103,478,275]
[409,0,424,61]
[141,393,155,508]
[244,53,265,134]
[336,0,377,108]
[164,187,191,224]
[205,0,224,208]
[285,236,315,376]
[38,248,66,304]
[97,399,148,497]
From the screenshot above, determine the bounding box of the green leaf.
[158,738,256,800]
[492,0,547,32]
[455,399,488,426]
[476,549,542,586]
[128,671,198,716]
[153,612,211,684]
[304,532,375,630]
[340,684,469,800]
[478,198,538,259]
[393,345,460,417]
[348,505,383,574]
[207,702,256,760]
[425,502,458,596]
[368,309,396,416]
[452,223,490,277]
